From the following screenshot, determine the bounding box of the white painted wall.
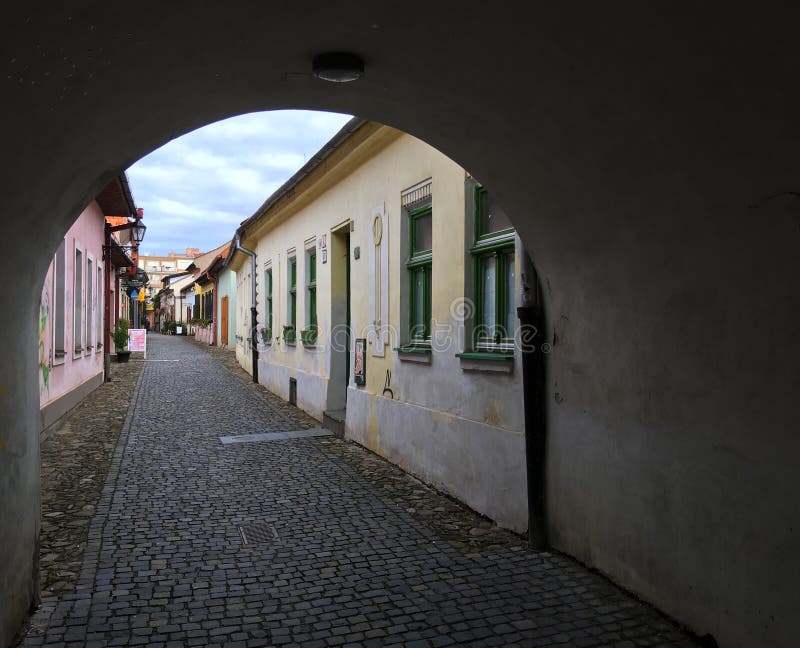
[235,127,527,530]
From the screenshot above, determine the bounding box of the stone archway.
[2,5,799,647]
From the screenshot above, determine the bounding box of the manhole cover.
[239,522,279,545]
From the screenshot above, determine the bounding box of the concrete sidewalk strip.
[220,428,333,443]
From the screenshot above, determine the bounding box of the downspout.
[103,224,112,379]
[234,233,258,383]
[516,239,547,550]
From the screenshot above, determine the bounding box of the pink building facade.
[39,201,107,428]
[39,175,139,429]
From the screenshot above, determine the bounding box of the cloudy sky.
[127,110,353,257]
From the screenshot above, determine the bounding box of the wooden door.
[221,296,229,347]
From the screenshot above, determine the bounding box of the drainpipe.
[103,224,112,379]
[516,239,547,550]
[234,233,258,383]
[212,274,218,346]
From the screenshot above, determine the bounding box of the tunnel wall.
[1,4,799,647]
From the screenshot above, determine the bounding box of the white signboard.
[129,329,147,358]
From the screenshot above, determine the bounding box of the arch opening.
[2,7,799,648]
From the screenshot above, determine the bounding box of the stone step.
[322,409,346,438]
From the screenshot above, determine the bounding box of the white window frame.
[73,240,84,358]
[86,253,95,352]
[53,238,67,366]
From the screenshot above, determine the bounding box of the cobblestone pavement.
[21,334,698,647]
[38,359,143,598]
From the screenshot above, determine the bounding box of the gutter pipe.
[234,233,258,383]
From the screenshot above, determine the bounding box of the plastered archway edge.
[1,4,798,647]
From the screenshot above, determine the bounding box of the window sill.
[456,351,514,373]
[395,345,432,364]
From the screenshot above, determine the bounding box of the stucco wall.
[236,129,528,530]
[39,201,105,415]
[2,6,799,647]
[216,267,237,349]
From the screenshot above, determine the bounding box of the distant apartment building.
[137,249,200,329]
[138,248,200,294]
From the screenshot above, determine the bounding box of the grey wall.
[1,4,798,647]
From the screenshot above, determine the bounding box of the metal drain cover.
[239,522,279,545]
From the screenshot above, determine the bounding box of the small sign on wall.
[319,233,328,264]
[354,338,366,385]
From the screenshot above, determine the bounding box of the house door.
[325,225,351,412]
[221,296,229,347]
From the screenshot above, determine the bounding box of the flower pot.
[116,350,131,363]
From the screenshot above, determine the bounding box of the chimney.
[137,207,144,219]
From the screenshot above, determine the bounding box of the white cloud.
[182,149,229,169]
[126,110,353,255]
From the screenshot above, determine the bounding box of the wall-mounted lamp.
[131,219,146,245]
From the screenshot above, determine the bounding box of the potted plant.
[260,327,272,345]
[283,324,296,343]
[301,326,318,345]
[111,319,131,363]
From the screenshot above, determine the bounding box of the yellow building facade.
[231,121,528,531]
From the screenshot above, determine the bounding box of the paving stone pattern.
[38,359,143,598]
[21,334,698,647]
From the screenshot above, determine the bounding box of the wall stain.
[485,399,503,427]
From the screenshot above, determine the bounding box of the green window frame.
[264,268,273,332]
[288,257,296,328]
[407,205,432,343]
[474,185,514,242]
[307,251,317,329]
[471,186,515,351]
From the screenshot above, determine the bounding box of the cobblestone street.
[21,335,698,647]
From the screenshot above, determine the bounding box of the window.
[54,238,66,360]
[86,257,94,350]
[307,250,317,329]
[286,256,297,341]
[74,244,83,355]
[407,204,432,343]
[264,267,273,332]
[471,185,515,350]
[203,289,214,320]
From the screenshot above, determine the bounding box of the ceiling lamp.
[312,52,365,83]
